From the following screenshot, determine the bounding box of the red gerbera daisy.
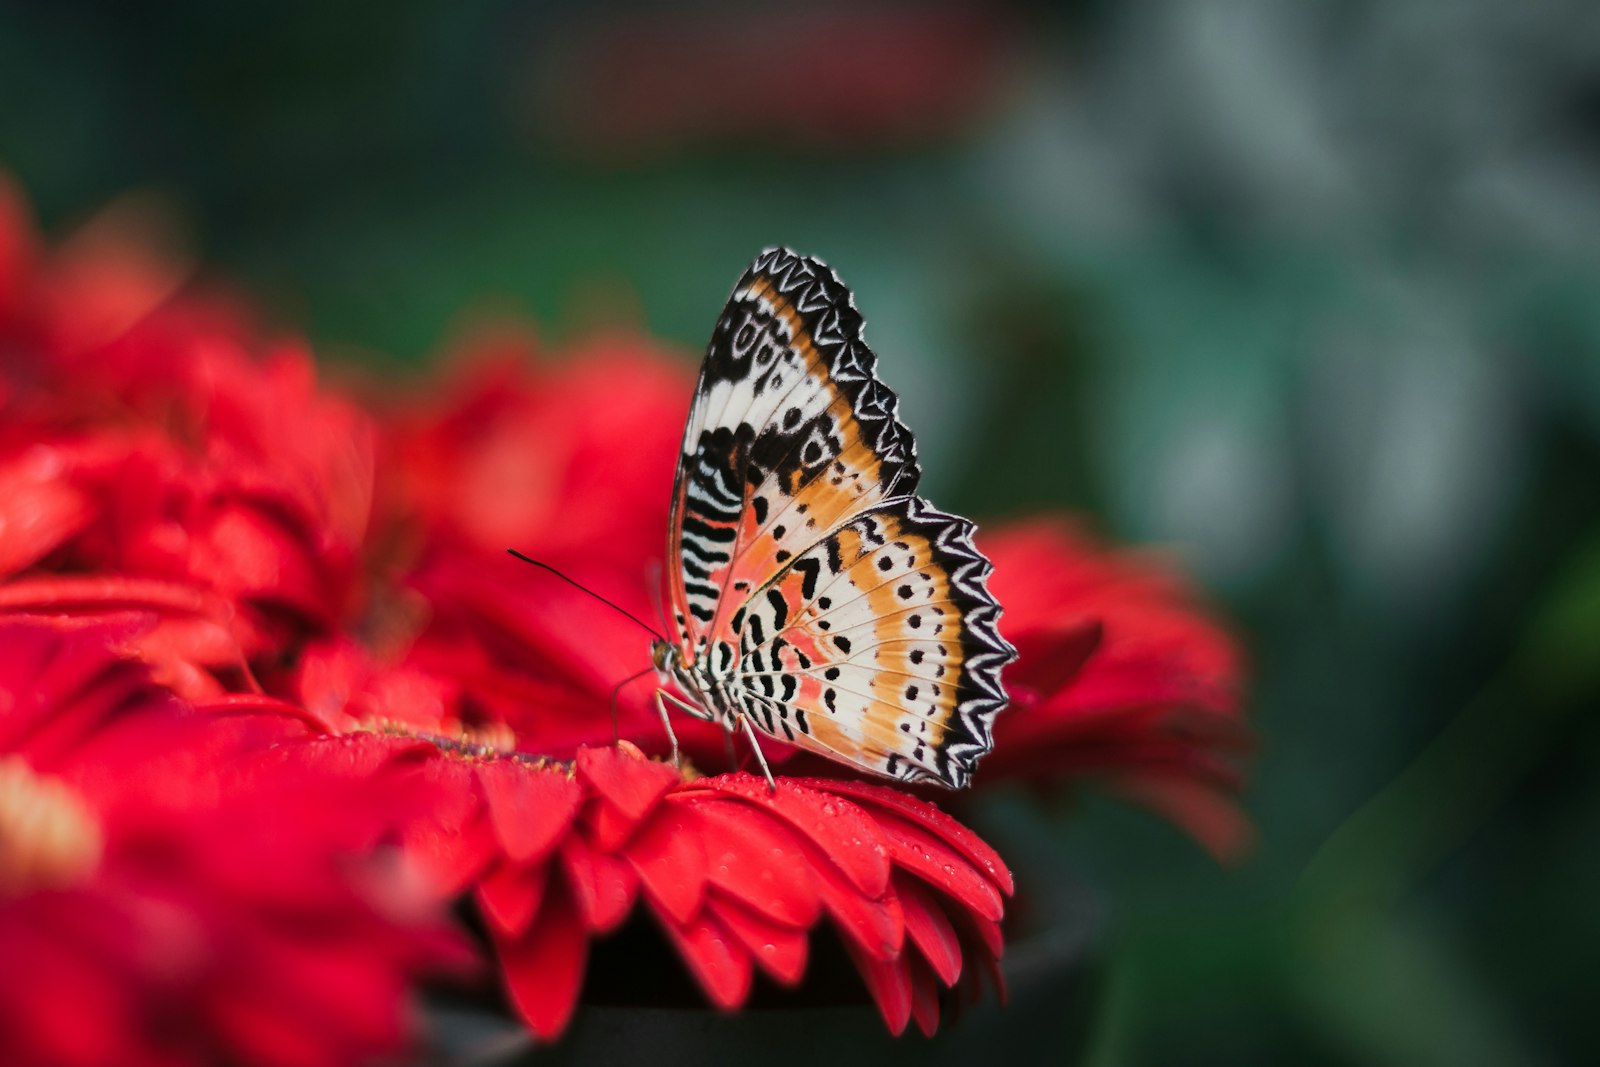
[0,616,467,1067]
[980,518,1252,859]
[371,331,729,762]
[0,186,374,696]
[273,718,1010,1040]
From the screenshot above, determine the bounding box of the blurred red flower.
[530,4,1016,159]
[0,182,373,696]
[981,519,1252,860]
[370,332,723,759]
[268,714,1010,1040]
[0,615,465,1067]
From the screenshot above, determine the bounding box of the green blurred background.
[5,2,1599,1063]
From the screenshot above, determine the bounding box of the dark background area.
[5,2,1599,1063]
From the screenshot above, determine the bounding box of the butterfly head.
[651,637,711,715]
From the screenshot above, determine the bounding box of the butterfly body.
[659,249,1015,788]
[650,637,740,730]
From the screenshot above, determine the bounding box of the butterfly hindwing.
[727,498,1011,787]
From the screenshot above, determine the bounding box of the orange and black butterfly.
[651,249,1015,788]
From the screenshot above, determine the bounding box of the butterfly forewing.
[665,248,1013,788]
[667,249,921,653]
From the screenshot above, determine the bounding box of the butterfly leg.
[738,715,777,793]
[721,724,739,773]
[652,689,684,770]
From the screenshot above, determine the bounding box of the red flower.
[981,519,1252,859]
[0,188,374,695]
[379,329,689,567]
[281,719,1010,1040]
[534,6,1015,159]
[0,616,466,1067]
[375,333,733,763]
[264,633,1010,1036]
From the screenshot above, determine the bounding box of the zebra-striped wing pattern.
[663,248,1014,788]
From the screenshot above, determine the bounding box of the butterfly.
[648,248,1015,789]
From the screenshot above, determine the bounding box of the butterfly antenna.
[506,550,664,639]
[609,665,656,745]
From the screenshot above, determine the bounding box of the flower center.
[0,756,104,896]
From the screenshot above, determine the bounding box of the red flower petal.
[656,907,753,1010]
[703,891,809,986]
[558,832,638,933]
[196,692,327,731]
[476,859,549,938]
[574,744,678,823]
[624,801,708,925]
[255,730,435,781]
[497,878,588,1041]
[872,810,1003,923]
[0,916,138,1067]
[573,744,681,853]
[0,614,170,768]
[212,925,417,1067]
[813,778,1014,896]
[841,937,913,1036]
[908,955,943,1038]
[400,760,497,897]
[0,452,92,577]
[475,758,581,864]
[686,796,821,926]
[0,615,465,1067]
[191,501,331,624]
[1008,619,1102,697]
[894,872,963,987]
[808,843,904,961]
[699,774,892,898]
[0,573,220,619]
[582,789,646,853]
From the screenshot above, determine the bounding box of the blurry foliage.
[3,1,1599,1063]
